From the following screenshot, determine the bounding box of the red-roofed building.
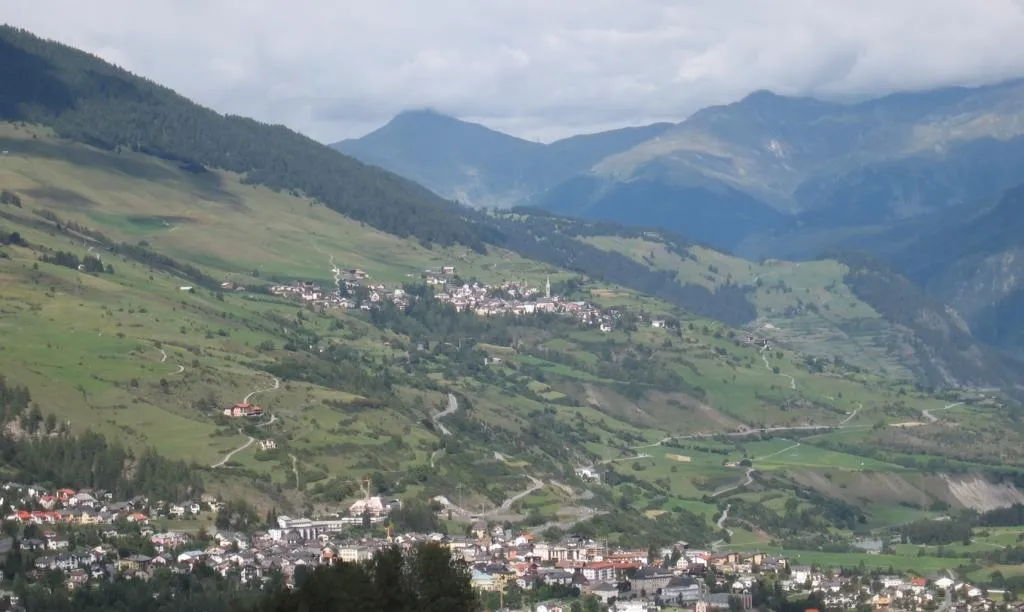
[223,403,264,418]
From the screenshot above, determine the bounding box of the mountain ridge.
[340,78,1024,253]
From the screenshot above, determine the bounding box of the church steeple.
[545,276,551,299]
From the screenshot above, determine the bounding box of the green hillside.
[2,26,1024,578]
[0,25,483,251]
[3,123,1022,558]
[497,211,1019,390]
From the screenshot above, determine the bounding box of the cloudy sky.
[7,0,1024,142]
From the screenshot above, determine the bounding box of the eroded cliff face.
[788,470,1024,512]
[931,248,1024,322]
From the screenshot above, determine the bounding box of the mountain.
[334,111,671,208]
[9,27,1024,595]
[875,184,1024,353]
[0,26,485,251]
[342,80,1024,254]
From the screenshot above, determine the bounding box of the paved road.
[211,432,255,468]
[711,504,734,551]
[717,504,731,529]
[432,393,458,436]
[212,376,280,469]
[243,376,280,403]
[711,468,755,498]
[492,475,544,514]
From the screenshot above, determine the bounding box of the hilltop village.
[269,266,623,331]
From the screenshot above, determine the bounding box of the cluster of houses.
[2,480,1006,610]
[268,268,630,332]
[1,482,225,528]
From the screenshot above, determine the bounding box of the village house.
[223,402,264,418]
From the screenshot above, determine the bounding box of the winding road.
[211,375,281,469]
[243,376,280,403]
[489,475,544,515]
[432,393,458,436]
[711,504,734,550]
[157,348,185,375]
[211,436,255,468]
[716,504,731,530]
[710,467,755,498]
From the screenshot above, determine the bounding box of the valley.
[2,22,1024,610]
[3,123,1022,580]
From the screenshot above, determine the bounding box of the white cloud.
[6,0,1024,142]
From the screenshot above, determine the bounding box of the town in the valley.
[0,479,993,612]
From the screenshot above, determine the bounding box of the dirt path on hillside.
[157,347,185,375]
[761,346,797,390]
[923,401,963,423]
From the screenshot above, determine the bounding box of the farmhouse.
[223,403,264,418]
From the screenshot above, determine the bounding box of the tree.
[262,543,478,612]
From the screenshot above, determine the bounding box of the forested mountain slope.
[0,26,484,251]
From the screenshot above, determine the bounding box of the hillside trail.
[923,401,963,423]
[760,346,797,390]
[758,441,801,460]
[432,393,458,436]
[839,402,862,426]
[156,348,185,375]
[211,375,280,469]
[312,239,342,292]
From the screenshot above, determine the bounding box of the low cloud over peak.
[7,0,1024,142]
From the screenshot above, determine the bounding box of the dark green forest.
[0,26,485,252]
[0,376,203,500]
